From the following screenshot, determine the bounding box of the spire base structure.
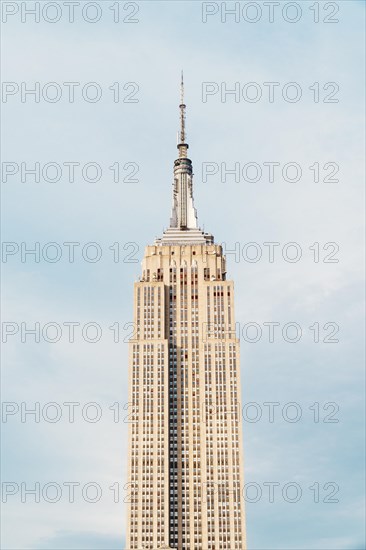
[156,227,214,246]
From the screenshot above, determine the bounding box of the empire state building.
[126,77,247,550]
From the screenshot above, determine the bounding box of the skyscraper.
[126,76,246,550]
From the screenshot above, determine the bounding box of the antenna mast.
[179,70,186,145]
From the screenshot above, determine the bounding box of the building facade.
[126,78,246,550]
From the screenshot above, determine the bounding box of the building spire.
[179,71,186,144]
[156,75,214,244]
[178,70,188,159]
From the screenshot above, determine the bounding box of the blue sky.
[1,1,365,549]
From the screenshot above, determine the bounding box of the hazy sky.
[1,1,365,549]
